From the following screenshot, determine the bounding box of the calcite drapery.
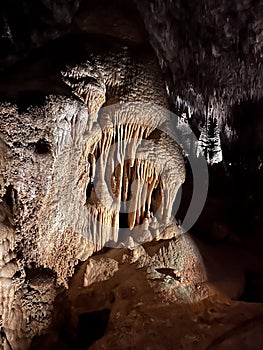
[0,42,186,349]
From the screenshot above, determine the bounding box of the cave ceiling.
[0,0,262,163]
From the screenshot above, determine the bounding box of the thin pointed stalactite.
[85,121,185,245]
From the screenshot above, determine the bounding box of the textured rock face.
[29,229,263,350]
[0,200,56,350]
[135,0,263,164]
[0,97,87,349]
[0,38,189,348]
[137,0,263,109]
[29,225,214,349]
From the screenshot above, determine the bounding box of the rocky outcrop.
[0,36,189,348]
[30,227,263,350]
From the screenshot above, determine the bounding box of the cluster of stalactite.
[84,115,185,247]
[135,0,263,165]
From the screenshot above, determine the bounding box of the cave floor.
[31,240,263,350]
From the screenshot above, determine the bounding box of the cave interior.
[0,0,263,349]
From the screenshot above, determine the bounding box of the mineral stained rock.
[30,227,263,350]
[0,40,190,349]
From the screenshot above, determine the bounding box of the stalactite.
[197,107,223,164]
[86,203,119,248]
[85,120,185,246]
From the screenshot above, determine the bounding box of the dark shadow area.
[181,100,263,244]
[35,139,51,154]
[25,265,56,280]
[175,100,263,303]
[29,289,73,350]
[119,211,129,228]
[15,91,46,113]
[238,273,263,303]
[224,99,263,164]
[86,182,93,200]
[75,309,111,350]
[3,185,18,214]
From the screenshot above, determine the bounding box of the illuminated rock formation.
[0,1,262,349]
[0,42,189,349]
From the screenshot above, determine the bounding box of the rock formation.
[0,1,262,349]
[0,32,191,348]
